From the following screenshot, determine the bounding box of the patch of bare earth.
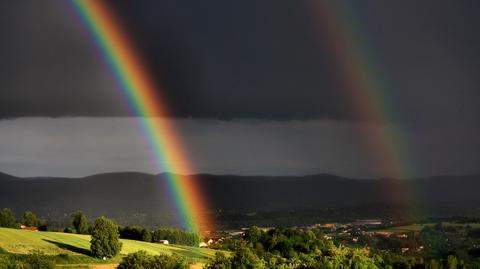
[191,263,204,269]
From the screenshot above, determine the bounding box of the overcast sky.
[0,0,479,178]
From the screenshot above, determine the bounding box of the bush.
[0,252,55,269]
[23,252,56,269]
[117,251,190,269]
[90,216,122,258]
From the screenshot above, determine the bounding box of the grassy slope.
[0,228,217,264]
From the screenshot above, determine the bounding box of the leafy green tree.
[0,208,17,228]
[230,247,265,269]
[205,252,233,269]
[141,228,152,242]
[90,216,122,258]
[71,210,89,234]
[22,211,40,227]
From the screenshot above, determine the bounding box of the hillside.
[0,172,479,228]
[0,227,216,264]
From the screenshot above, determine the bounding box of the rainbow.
[70,0,212,234]
[306,2,419,213]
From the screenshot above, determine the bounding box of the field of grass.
[376,224,427,233]
[0,227,219,267]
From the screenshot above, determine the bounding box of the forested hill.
[0,172,479,228]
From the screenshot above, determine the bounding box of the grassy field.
[0,227,218,267]
[376,224,427,233]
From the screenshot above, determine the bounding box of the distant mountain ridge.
[0,172,479,228]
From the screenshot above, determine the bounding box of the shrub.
[0,252,55,269]
[117,251,190,269]
[23,251,56,269]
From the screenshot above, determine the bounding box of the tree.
[230,247,265,269]
[205,252,233,269]
[0,208,17,228]
[22,211,40,227]
[71,210,89,234]
[141,228,152,242]
[90,216,122,258]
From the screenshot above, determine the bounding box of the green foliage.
[419,226,449,258]
[206,247,265,269]
[64,226,76,233]
[205,252,233,269]
[117,251,151,268]
[447,255,458,269]
[22,251,56,269]
[0,208,17,228]
[120,226,150,242]
[242,227,333,259]
[119,226,199,246]
[90,216,122,258]
[71,210,89,234]
[117,250,190,269]
[231,247,266,269]
[141,228,152,242]
[152,228,200,246]
[0,251,55,269]
[22,211,40,227]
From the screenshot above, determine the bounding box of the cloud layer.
[0,117,478,178]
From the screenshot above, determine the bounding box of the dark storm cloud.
[0,0,128,118]
[0,0,479,124]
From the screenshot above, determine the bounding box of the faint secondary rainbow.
[70,0,212,234]
[306,2,420,214]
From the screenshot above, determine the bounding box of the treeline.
[0,208,46,230]
[66,211,200,247]
[119,226,200,246]
[1,208,200,247]
[206,226,480,269]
